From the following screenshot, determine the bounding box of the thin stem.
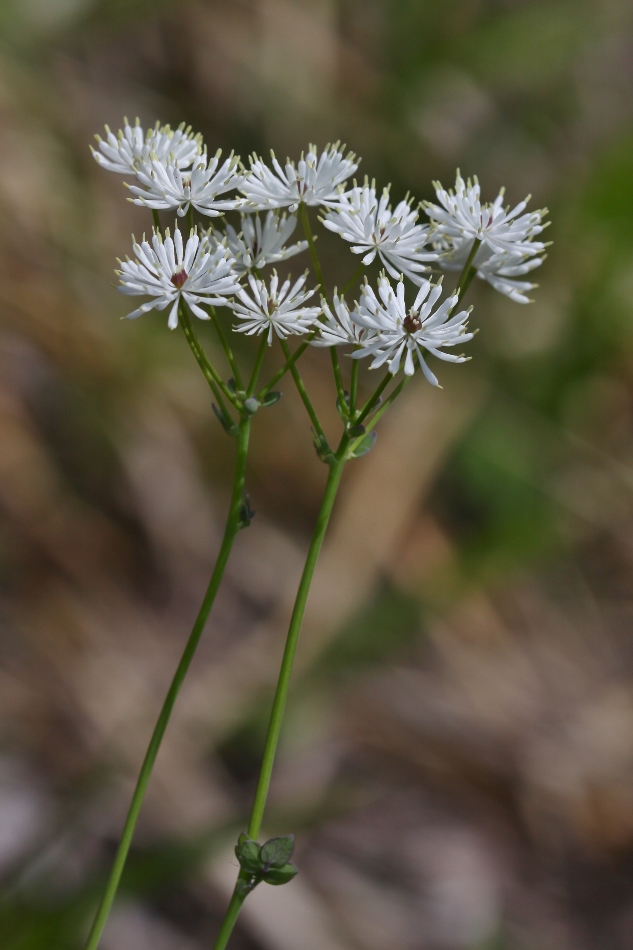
[349,356,359,417]
[152,210,161,232]
[211,307,244,391]
[187,205,194,233]
[354,370,392,426]
[246,450,346,842]
[279,338,327,446]
[212,439,349,950]
[455,238,481,300]
[348,376,410,456]
[84,419,252,950]
[299,203,326,296]
[213,876,250,950]
[341,262,365,297]
[181,322,233,427]
[247,335,268,397]
[256,337,314,399]
[330,348,346,409]
[180,305,244,416]
[299,203,346,410]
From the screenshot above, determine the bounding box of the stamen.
[403,310,422,333]
[171,268,188,288]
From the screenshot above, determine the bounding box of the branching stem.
[279,338,327,446]
[212,307,245,390]
[180,305,244,416]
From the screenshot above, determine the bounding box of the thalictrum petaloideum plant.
[84,118,549,950]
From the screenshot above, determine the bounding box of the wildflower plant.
[84,117,550,950]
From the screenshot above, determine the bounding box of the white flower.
[351,275,473,385]
[323,181,437,285]
[434,236,545,304]
[91,118,202,175]
[425,170,547,258]
[128,150,245,218]
[209,211,308,275]
[476,252,543,304]
[312,293,370,347]
[241,144,358,212]
[230,272,322,343]
[117,226,240,329]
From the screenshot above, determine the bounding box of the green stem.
[152,210,161,232]
[246,448,346,842]
[212,440,349,950]
[455,238,481,300]
[330,348,346,409]
[299,203,326,296]
[213,875,251,950]
[354,370,392,426]
[341,262,365,297]
[212,307,244,391]
[181,322,233,428]
[187,205,195,233]
[179,305,244,416]
[279,338,327,446]
[84,419,252,950]
[348,377,410,455]
[256,337,313,399]
[298,204,346,410]
[349,356,359,417]
[247,335,268,397]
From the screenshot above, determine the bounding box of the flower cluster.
[424,171,548,303]
[322,181,437,285]
[95,118,549,384]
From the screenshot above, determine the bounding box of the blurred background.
[2,1,633,947]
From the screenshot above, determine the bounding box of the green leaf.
[235,834,262,874]
[211,402,237,435]
[260,834,295,869]
[263,862,298,886]
[261,391,282,407]
[348,430,377,458]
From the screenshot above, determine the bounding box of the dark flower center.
[171,268,188,289]
[403,310,421,333]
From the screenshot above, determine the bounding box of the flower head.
[91,118,202,175]
[351,275,473,385]
[128,150,245,218]
[117,226,240,329]
[323,181,437,285]
[434,235,545,304]
[241,144,358,212]
[209,211,308,275]
[312,293,371,347]
[230,272,322,343]
[425,171,547,259]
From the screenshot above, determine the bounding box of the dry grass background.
[3,1,633,947]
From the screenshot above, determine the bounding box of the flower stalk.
[83,417,252,950]
[212,437,349,950]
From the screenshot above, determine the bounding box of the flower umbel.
[117,226,240,329]
[323,181,437,285]
[230,271,322,343]
[241,144,358,212]
[210,211,308,275]
[313,293,370,347]
[352,275,473,384]
[425,170,547,258]
[128,150,245,218]
[91,118,202,175]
